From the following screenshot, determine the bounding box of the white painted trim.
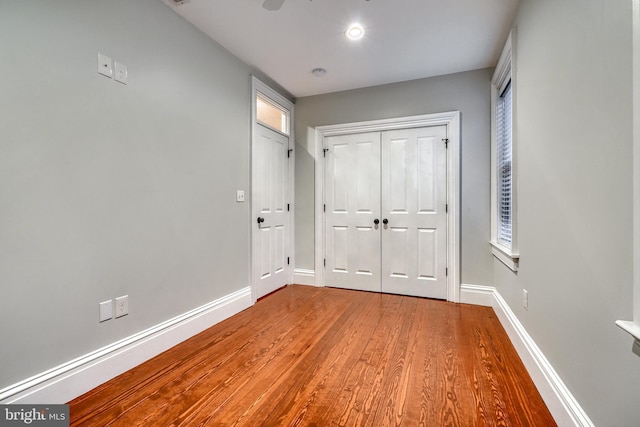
[294,268,316,286]
[446,113,461,302]
[251,76,295,302]
[616,320,640,342]
[459,283,495,306]
[490,241,519,272]
[493,32,513,95]
[617,0,640,344]
[634,0,640,325]
[0,286,252,404]
[462,284,593,427]
[314,111,461,302]
[314,127,325,288]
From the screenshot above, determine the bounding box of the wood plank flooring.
[68,285,556,426]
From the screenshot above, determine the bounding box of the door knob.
[374,218,380,225]
[257,217,265,224]
[382,218,389,225]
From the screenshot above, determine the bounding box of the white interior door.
[324,132,381,292]
[381,126,448,298]
[253,124,290,298]
[323,126,448,299]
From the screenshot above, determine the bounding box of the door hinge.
[288,148,293,158]
[287,257,290,265]
[446,267,448,276]
[446,203,448,213]
[324,258,326,267]
[287,203,290,212]
[323,148,329,157]
[323,204,326,212]
[443,138,449,149]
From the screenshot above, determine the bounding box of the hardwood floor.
[68,285,556,426]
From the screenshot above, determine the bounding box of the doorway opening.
[251,77,295,301]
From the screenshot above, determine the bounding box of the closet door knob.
[374,219,380,225]
[257,217,265,224]
[382,218,389,225]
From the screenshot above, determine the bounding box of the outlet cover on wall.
[115,295,129,318]
[114,61,128,84]
[99,300,113,322]
[97,53,113,78]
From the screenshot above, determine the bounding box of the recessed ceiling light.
[312,67,327,77]
[345,23,365,41]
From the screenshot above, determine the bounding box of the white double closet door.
[324,126,448,299]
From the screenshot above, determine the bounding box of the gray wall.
[0,0,289,389]
[295,69,494,286]
[495,0,640,425]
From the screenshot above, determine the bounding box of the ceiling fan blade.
[263,0,285,11]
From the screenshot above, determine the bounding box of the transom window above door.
[257,93,290,135]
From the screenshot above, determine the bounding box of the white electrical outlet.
[99,300,113,322]
[236,190,245,202]
[114,61,128,84]
[97,53,113,78]
[523,289,529,311]
[115,295,129,318]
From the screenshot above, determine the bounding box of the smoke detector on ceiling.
[263,0,285,11]
[169,0,190,6]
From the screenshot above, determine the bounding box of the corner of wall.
[460,284,594,427]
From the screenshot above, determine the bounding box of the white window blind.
[496,82,513,246]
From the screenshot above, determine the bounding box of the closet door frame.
[314,111,461,302]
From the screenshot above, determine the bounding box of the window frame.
[616,0,640,343]
[256,92,290,136]
[490,29,519,272]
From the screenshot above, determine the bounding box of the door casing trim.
[314,111,461,302]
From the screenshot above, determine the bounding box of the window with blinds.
[496,82,513,246]
[490,30,517,270]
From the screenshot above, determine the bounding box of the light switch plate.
[114,61,128,84]
[97,53,113,78]
[99,300,113,322]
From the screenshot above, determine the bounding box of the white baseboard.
[294,268,316,286]
[459,283,495,306]
[460,284,593,427]
[0,286,253,405]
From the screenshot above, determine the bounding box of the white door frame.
[251,76,295,303]
[314,112,461,302]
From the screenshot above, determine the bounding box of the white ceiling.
[162,0,519,98]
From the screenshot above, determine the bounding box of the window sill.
[491,241,519,272]
[616,320,640,343]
